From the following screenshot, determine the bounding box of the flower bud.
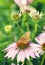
[4,25,12,33]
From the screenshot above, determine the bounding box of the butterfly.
[17,32,30,49]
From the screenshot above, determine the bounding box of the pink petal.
[30,43,40,48]
[14,0,33,7]
[35,32,45,44]
[14,0,27,7]
[27,0,33,4]
[14,0,21,7]
[4,43,17,51]
[12,49,19,60]
[28,48,36,58]
[5,49,13,58]
[37,48,44,55]
[17,50,25,62]
[5,49,19,60]
[34,52,40,57]
[24,49,30,60]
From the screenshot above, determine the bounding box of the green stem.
[31,23,38,40]
[17,23,22,37]
[28,60,33,65]
[41,54,45,65]
[22,14,27,24]
[26,22,30,32]
[26,59,33,65]
[28,23,30,32]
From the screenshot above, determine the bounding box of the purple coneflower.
[3,32,39,62]
[35,32,45,55]
[14,0,33,13]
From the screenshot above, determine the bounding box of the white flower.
[29,8,43,19]
[11,11,22,20]
[14,0,33,13]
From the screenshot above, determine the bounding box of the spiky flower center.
[25,10,30,13]
[42,43,45,51]
[13,14,19,20]
[34,15,39,20]
[17,32,30,49]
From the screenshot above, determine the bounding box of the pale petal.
[41,51,44,55]
[37,48,44,54]
[14,0,33,7]
[5,49,13,58]
[12,49,19,60]
[35,32,45,45]
[30,43,40,48]
[24,49,30,60]
[5,49,19,60]
[4,43,17,51]
[34,52,40,57]
[17,50,25,62]
[35,38,41,44]
[27,0,33,4]
[21,0,27,5]
[27,48,36,58]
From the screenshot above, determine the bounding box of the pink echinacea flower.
[35,32,45,55]
[3,32,39,62]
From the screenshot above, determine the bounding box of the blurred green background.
[0,0,45,65]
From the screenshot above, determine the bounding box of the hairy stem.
[31,23,38,40]
[41,54,45,65]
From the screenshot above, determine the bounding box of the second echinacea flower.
[35,32,45,55]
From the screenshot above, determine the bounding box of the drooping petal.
[30,43,40,48]
[24,49,30,60]
[5,49,13,58]
[37,48,44,55]
[4,43,17,52]
[12,49,19,60]
[28,48,36,58]
[17,50,25,62]
[34,52,40,57]
[29,42,41,52]
[5,49,19,60]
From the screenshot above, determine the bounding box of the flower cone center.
[42,43,45,51]
[25,10,30,13]
[13,14,19,20]
[34,15,39,20]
